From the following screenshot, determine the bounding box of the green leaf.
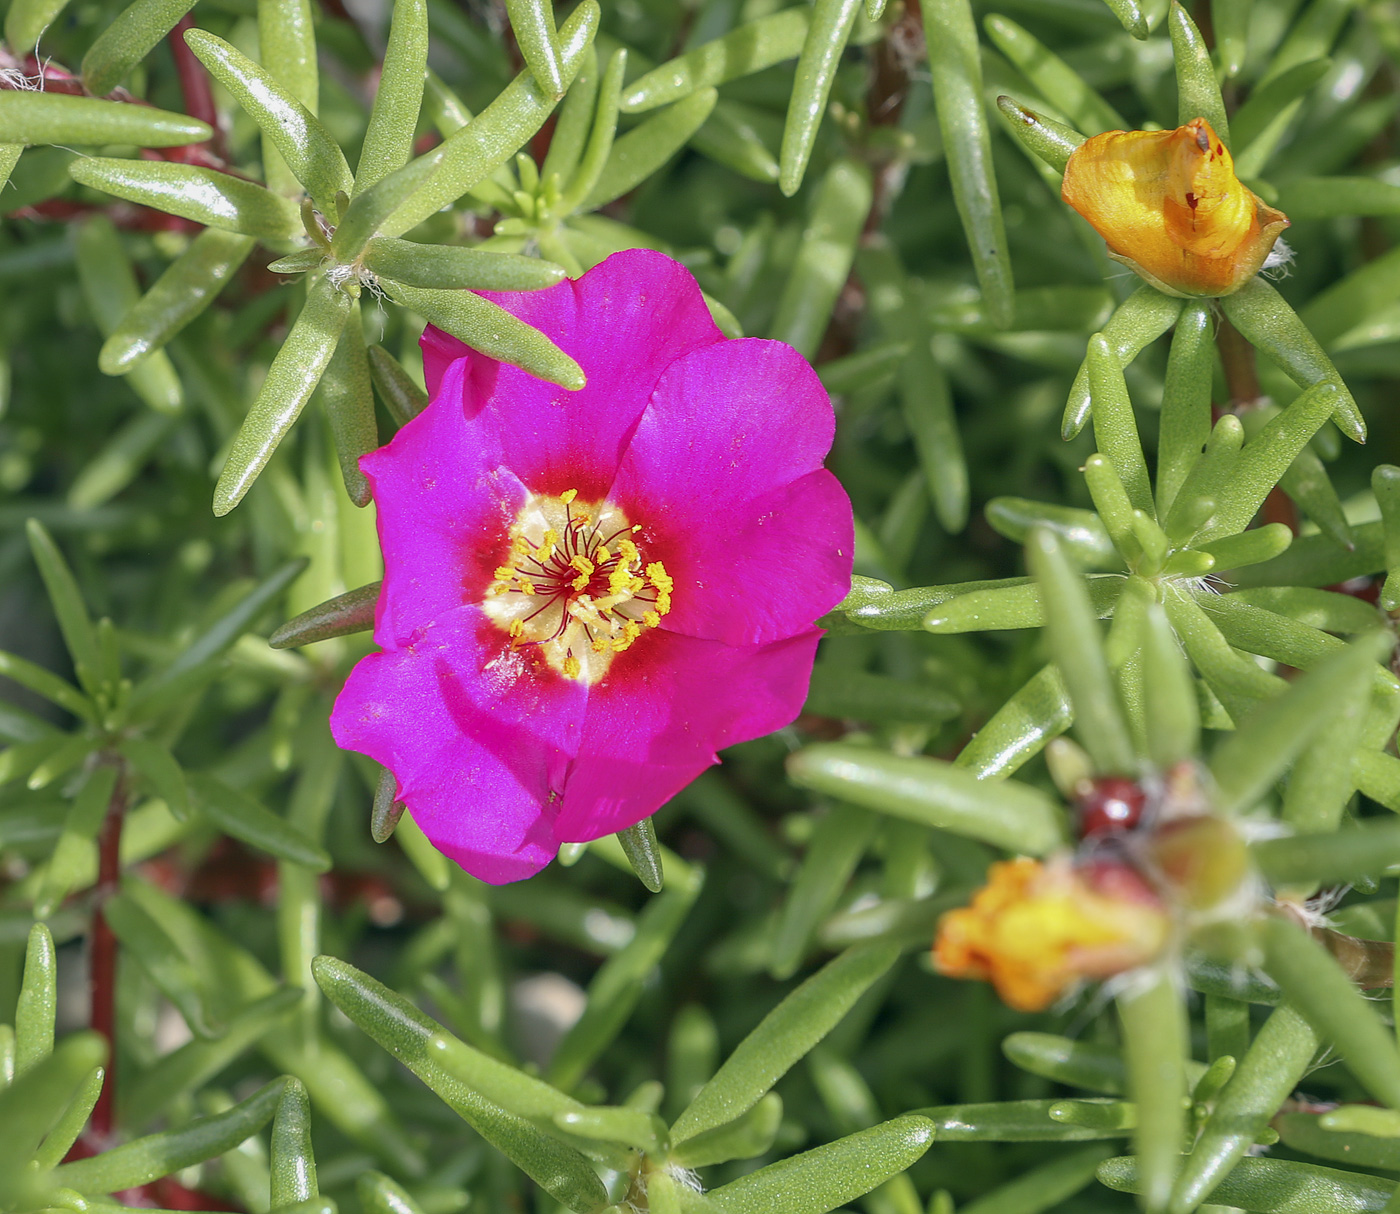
[778,0,862,196]
[1098,0,1148,38]
[121,987,303,1126]
[703,1115,934,1214]
[1199,382,1339,540]
[25,518,101,692]
[100,229,256,375]
[16,922,57,1075]
[1120,1153,1396,1213]
[80,0,197,96]
[367,345,427,427]
[1027,529,1136,774]
[771,158,871,360]
[362,238,566,291]
[118,736,189,820]
[1230,59,1331,175]
[1118,969,1186,1213]
[921,0,1014,327]
[670,1093,783,1168]
[1276,175,1400,219]
[54,1076,286,1193]
[320,303,377,507]
[1087,333,1152,517]
[34,1063,104,1170]
[1005,1033,1129,1096]
[0,1032,107,1207]
[185,30,353,213]
[786,743,1064,854]
[955,664,1073,780]
[994,97,1084,173]
[383,2,599,236]
[1261,915,1400,1109]
[70,159,303,241]
[1219,278,1364,443]
[105,886,224,1037]
[33,764,118,919]
[1167,1004,1317,1214]
[1279,1109,1400,1166]
[921,575,1123,633]
[1253,820,1400,886]
[615,818,664,892]
[769,805,877,981]
[1196,524,1293,573]
[672,943,899,1142]
[0,92,210,146]
[75,215,184,414]
[131,557,306,712]
[1141,602,1199,769]
[271,1078,317,1206]
[917,1098,1127,1142]
[505,0,563,97]
[583,87,717,210]
[1209,632,1390,815]
[985,499,1118,570]
[0,649,94,721]
[4,0,71,52]
[984,15,1124,135]
[1170,0,1229,144]
[384,280,583,390]
[311,957,609,1212]
[547,866,704,1089]
[353,0,427,193]
[622,8,809,112]
[957,1146,1111,1214]
[358,1171,429,1214]
[1065,287,1182,440]
[192,775,331,870]
[1156,300,1215,518]
[900,319,967,532]
[214,277,353,516]
[804,666,959,724]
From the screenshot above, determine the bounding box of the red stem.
[88,770,128,1142]
[168,15,227,161]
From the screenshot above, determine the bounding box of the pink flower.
[330,250,853,883]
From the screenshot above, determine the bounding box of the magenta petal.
[443,248,726,500]
[364,357,526,649]
[422,326,470,399]
[330,607,588,883]
[612,339,852,646]
[553,629,821,841]
[663,469,853,647]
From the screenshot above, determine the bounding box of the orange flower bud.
[1061,119,1289,298]
[933,857,1169,1012]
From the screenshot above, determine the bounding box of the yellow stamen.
[643,610,661,629]
[508,619,524,641]
[560,489,578,504]
[517,579,535,595]
[570,554,595,592]
[563,653,581,679]
[494,565,514,580]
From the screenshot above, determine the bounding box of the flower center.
[482,488,673,683]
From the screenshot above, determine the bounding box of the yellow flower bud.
[933,857,1170,1012]
[1061,119,1289,298]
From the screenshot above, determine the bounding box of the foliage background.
[5,0,1400,1210]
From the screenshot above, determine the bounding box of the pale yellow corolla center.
[482,488,673,684]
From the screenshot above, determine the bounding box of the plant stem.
[1217,316,1261,409]
[88,767,129,1142]
[168,15,227,161]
